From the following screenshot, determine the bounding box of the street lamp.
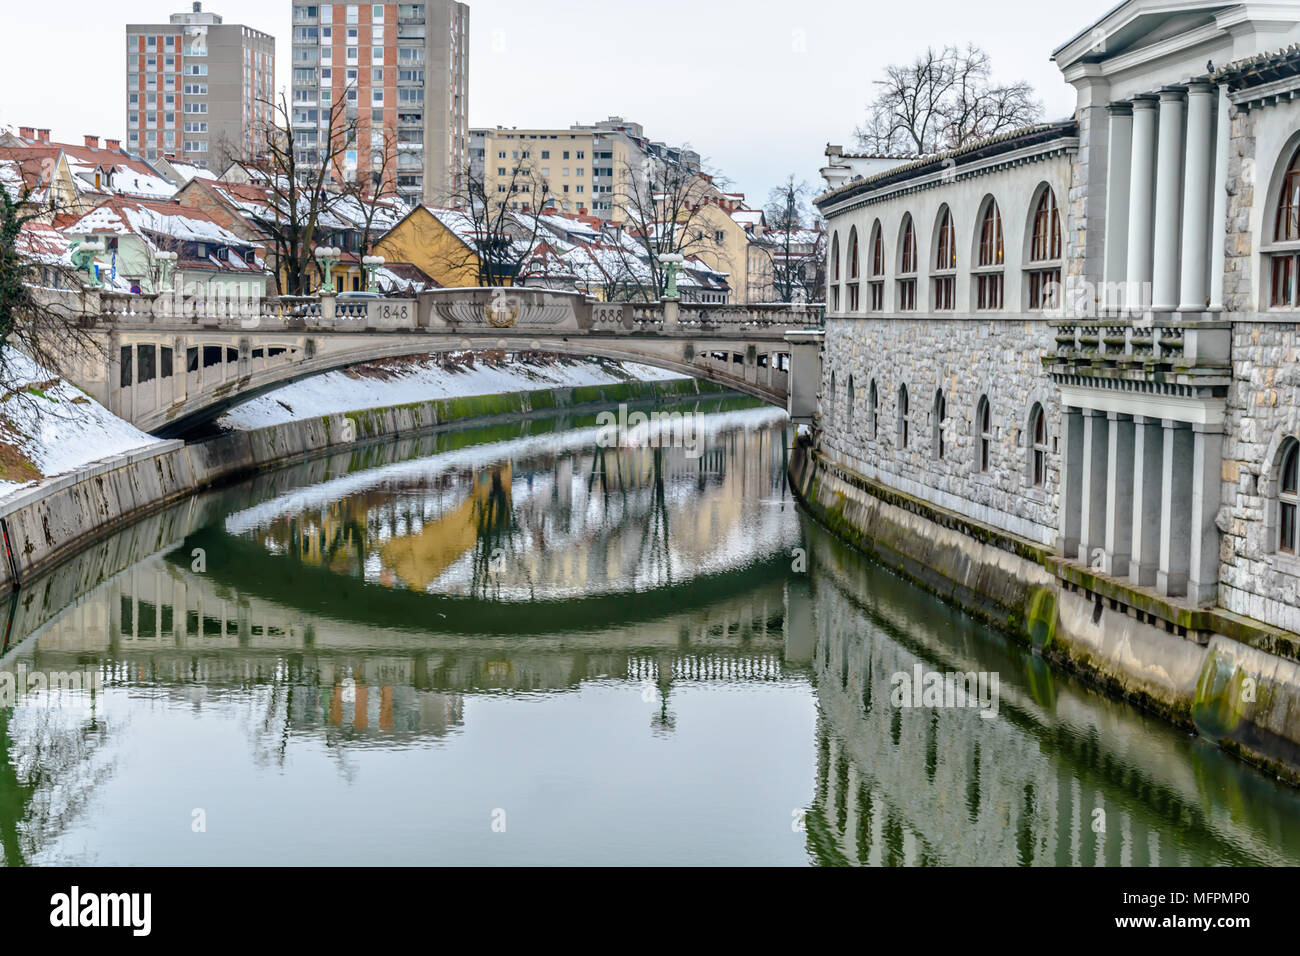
[71,239,106,288]
[314,246,342,294]
[362,254,385,293]
[155,250,178,292]
[660,252,684,300]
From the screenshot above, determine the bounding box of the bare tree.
[612,159,723,300]
[763,176,820,302]
[342,125,401,257]
[0,176,100,388]
[855,44,1042,155]
[241,87,357,295]
[438,161,554,286]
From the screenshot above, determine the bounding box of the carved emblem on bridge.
[487,290,520,328]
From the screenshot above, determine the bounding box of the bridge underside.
[81,331,793,437]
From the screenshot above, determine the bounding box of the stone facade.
[1219,322,1300,631]
[819,315,1060,546]
[1222,104,1256,314]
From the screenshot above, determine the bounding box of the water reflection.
[0,402,1296,865]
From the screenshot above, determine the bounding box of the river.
[0,401,1296,865]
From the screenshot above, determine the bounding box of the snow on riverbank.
[0,349,162,500]
[217,354,688,430]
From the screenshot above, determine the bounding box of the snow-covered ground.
[0,349,162,500]
[217,354,688,430]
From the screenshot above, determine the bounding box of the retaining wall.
[789,437,1300,783]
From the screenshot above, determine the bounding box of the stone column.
[1104,103,1133,311]
[1079,409,1110,567]
[1130,416,1163,587]
[1125,95,1159,311]
[1209,84,1230,311]
[1178,81,1214,313]
[1188,424,1225,605]
[1152,87,1186,313]
[1158,419,1194,597]
[1104,412,1135,577]
[1059,406,1085,557]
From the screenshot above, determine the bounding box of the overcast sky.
[0,0,1113,203]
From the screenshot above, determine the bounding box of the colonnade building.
[814,0,1300,638]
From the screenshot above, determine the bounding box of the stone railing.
[1045,318,1231,382]
[48,287,825,339]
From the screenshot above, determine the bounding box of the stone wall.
[1219,321,1300,631]
[818,314,1061,546]
[1223,103,1257,313]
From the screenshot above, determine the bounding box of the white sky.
[0,0,1115,203]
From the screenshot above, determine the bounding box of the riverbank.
[0,375,741,599]
[788,436,1300,784]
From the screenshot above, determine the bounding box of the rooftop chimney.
[193,1,201,10]
[106,139,122,151]
[84,135,100,149]
[18,126,34,140]
[37,129,50,143]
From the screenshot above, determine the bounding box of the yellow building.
[374,205,488,288]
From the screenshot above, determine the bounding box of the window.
[1271,149,1300,307]
[898,384,910,449]
[933,207,956,310]
[933,389,947,460]
[897,215,916,311]
[830,232,841,312]
[846,375,855,425]
[1281,439,1299,553]
[1029,403,1048,487]
[977,396,992,472]
[868,380,878,439]
[976,200,1004,310]
[1028,187,1062,310]
[869,221,885,310]
[847,226,860,311]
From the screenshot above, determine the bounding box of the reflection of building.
[803,527,1300,866]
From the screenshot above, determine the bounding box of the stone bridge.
[52,287,825,436]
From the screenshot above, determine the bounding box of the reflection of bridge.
[52,287,824,435]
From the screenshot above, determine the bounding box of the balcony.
[1043,318,1231,389]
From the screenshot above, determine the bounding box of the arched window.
[1028,187,1062,310]
[846,374,855,425]
[847,226,861,311]
[829,369,836,414]
[1271,150,1300,307]
[897,215,917,311]
[897,384,910,449]
[1280,439,1299,553]
[1029,403,1048,486]
[830,232,841,312]
[932,389,947,460]
[975,200,1004,310]
[868,221,885,311]
[976,395,992,472]
[933,207,956,310]
[869,379,878,439]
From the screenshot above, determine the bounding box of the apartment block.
[126,3,275,171]
[290,1,469,206]
[469,117,701,222]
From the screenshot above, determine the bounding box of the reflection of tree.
[632,448,674,589]
[0,699,112,865]
[470,467,525,601]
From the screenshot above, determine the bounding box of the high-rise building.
[125,3,275,171]
[290,1,470,206]
[469,117,701,222]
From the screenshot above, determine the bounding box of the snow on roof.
[166,159,218,183]
[16,220,72,266]
[67,197,251,248]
